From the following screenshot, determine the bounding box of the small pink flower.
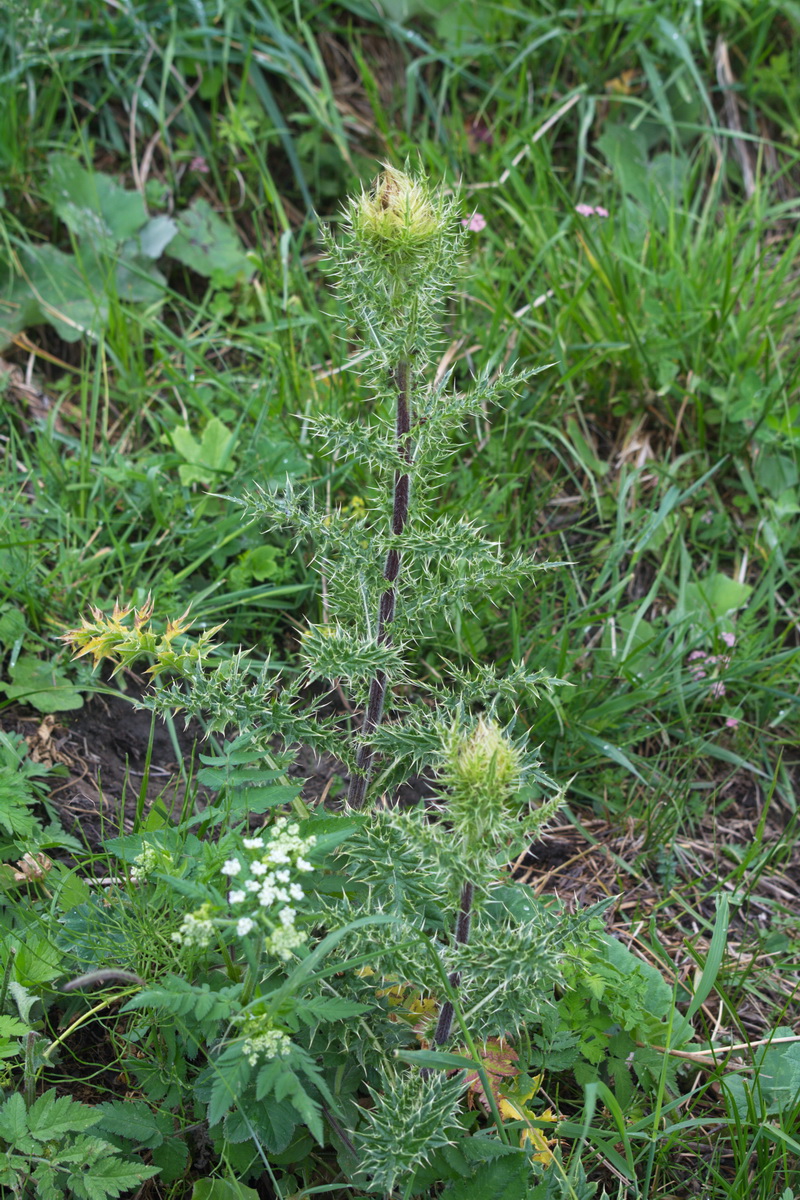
[189,156,209,174]
[710,681,727,699]
[720,631,736,648]
[575,204,609,218]
[725,717,739,729]
[462,212,487,232]
[688,651,707,662]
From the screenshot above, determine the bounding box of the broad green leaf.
[2,243,108,342]
[170,417,238,487]
[56,870,92,912]
[48,154,148,243]
[13,937,64,986]
[0,607,26,649]
[271,1070,323,1143]
[0,653,83,713]
[442,1149,530,1199]
[8,981,37,1024]
[166,199,254,287]
[136,215,178,258]
[223,1096,296,1154]
[596,123,650,205]
[723,1028,800,1119]
[397,1048,482,1072]
[113,255,167,305]
[0,267,42,344]
[151,1134,190,1184]
[682,572,753,624]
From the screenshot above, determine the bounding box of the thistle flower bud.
[452,718,521,794]
[350,165,440,262]
[443,718,523,848]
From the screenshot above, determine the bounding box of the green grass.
[2,0,800,1196]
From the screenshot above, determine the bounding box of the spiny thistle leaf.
[356,1068,466,1190]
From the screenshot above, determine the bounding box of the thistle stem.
[421,879,474,1078]
[348,359,411,808]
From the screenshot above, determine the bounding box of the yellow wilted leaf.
[604,69,639,95]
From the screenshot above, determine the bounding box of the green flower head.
[451,717,522,795]
[443,718,523,849]
[351,165,442,262]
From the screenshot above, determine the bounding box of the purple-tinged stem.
[421,880,474,1079]
[347,360,411,808]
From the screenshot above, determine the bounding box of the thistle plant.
[60,166,618,1191]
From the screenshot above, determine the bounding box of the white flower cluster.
[240,1024,292,1066]
[130,843,172,881]
[172,903,215,948]
[221,817,316,961]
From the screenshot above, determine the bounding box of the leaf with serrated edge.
[26,1089,100,1139]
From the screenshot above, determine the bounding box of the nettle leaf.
[166,199,254,288]
[26,1089,101,1139]
[170,416,238,487]
[151,1134,190,1185]
[440,1147,531,1199]
[95,1099,167,1148]
[222,1094,296,1154]
[0,1092,27,1145]
[67,1154,159,1200]
[13,936,64,987]
[52,1133,113,1165]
